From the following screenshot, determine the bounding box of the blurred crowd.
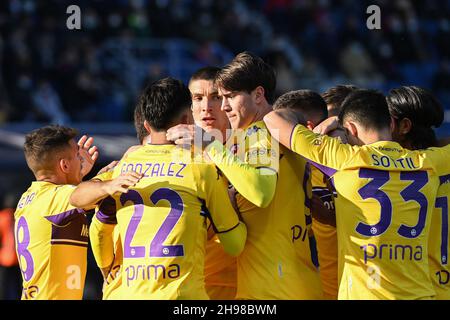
[0,0,449,124]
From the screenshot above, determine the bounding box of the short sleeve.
[43,184,86,227]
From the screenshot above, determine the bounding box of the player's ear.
[346,121,358,138]
[143,120,152,135]
[253,86,265,104]
[398,118,412,136]
[59,158,70,174]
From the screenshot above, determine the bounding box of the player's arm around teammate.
[166,124,277,208]
[69,168,141,281]
[69,171,142,210]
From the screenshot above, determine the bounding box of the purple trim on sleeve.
[440,174,450,185]
[289,124,299,150]
[307,159,337,178]
[96,196,117,224]
[45,208,85,226]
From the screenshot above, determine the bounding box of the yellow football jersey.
[291,124,450,300]
[14,182,88,300]
[90,214,123,300]
[428,174,450,299]
[90,170,123,300]
[204,233,237,300]
[311,167,339,300]
[96,144,241,299]
[215,121,323,300]
[102,226,123,300]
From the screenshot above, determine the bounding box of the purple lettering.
[167,163,175,176]
[436,196,449,265]
[126,163,134,173]
[291,225,303,243]
[360,243,377,264]
[16,217,35,281]
[380,156,390,167]
[176,163,186,178]
[121,191,146,258]
[167,264,180,278]
[379,244,388,259]
[143,163,152,177]
[135,163,143,174]
[397,158,405,168]
[151,163,160,177]
[398,171,428,238]
[357,169,392,236]
[126,266,135,287]
[371,154,380,166]
[149,188,185,257]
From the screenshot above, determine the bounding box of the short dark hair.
[215,51,276,104]
[273,90,328,126]
[133,104,147,144]
[322,85,359,116]
[387,86,444,149]
[339,89,391,131]
[24,125,78,173]
[189,66,221,84]
[138,77,192,131]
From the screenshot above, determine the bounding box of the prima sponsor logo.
[125,263,180,287]
[360,243,423,264]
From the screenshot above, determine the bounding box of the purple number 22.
[122,188,184,258]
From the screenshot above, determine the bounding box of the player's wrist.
[101,180,115,196]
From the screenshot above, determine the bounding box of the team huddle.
[13,52,450,300]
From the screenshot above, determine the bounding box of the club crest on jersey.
[313,137,323,146]
[246,125,261,137]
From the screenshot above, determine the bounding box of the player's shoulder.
[47,184,78,213]
[246,120,267,133]
[18,183,77,218]
[244,120,277,150]
[192,160,222,180]
[245,121,271,139]
[123,145,142,158]
[93,170,115,181]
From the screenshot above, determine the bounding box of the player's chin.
[228,116,239,129]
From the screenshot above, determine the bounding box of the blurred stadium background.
[0,0,449,299]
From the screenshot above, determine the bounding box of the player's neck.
[149,131,174,145]
[363,129,392,145]
[249,102,273,125]
[35,170,68,185]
